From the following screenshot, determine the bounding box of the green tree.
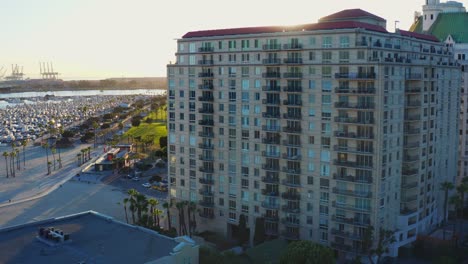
[122,198,130,224]
[440,181,455,225]
[449,195,462,236]
[127,189,139,224]
[3,151,9,178]
[148,198,159,228]
[92,121,99,148]
[237,214,249,246]
[21,139,28,167]
[135,193,148,225]
[9,151,16,177]
[279,240,335,264]
[42,142,51,175]
[362,226,395,264]
[163,201,172,230]
[253,217,266,246]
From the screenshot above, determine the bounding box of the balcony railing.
[262,85,281,91]
[262,112,281,118]
[283,113,302,120]
[334,131,374,140]
[198,72,214,78]
[282,205,301,214]
[198,132,215,138]
[198,108,214,114]
[283,72,303,78]
[332,215,371,227]
[281,179,301,187]
[198,60,214,65]
[405,73,423,80]
[262,58,282,64]
[199,211,215,219]
[199,47,214,52]
[198,83,213,90]
[404,115,421,121]
[263,214,280,222]
[282,167,301,174]
[403,155,420,162]
[262,125,281,132]
[262,189,279,197]
[261,176,279,184]
[332,187,372,198]
[282,154,302,160]
[402,195,418,202]
[333,145,373,154]
[402,181,418,189]
[261,201,279,209]
[198,96,214,102]
[283,100,302,106]
[334,87,376,94]
[334,102,375,110]
[333,160,373,170]
[199,178,214,185]
[262,151,281,158]
[198,154,214,161]
[281,218,300,227]
[332,201,371,212]
[334,117,375,125]
[283,126,302,133]
[262,99,281,105]
[333,173,373,184]
[282,140,301,147]
[403,142,420,149]
[405,87,422,93]
[262,44,282,50]
[402,169,418,176]
[283,86,303,92]
[335,73,376,79]
[262,164,280,171]
[199,189,214,196]
[283,58,303,64]
[198,120,214,126]
[199,166,214,173]
[262,137,281,144]
[281,192,301,200]
[198,143,214,149]
[283,43,303,49]
[262,72,281,78]
[405,101,422,107]
[404,128,421,135]
[331,228,363,240]
[198,200,215,207]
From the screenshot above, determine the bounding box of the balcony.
[262,137,281,144]
[334,131,374,140]
[281,179,301,187]
[332,201,371,212]
[198,108,214,114]
[283,113,302,120]
[281,192,301,200]
[199,178,214,185]
[283,58,303,64]
[198,120,214,126]
[335,72,376,79]
[404,128,421,135]
[283,100,302,106]
[283,86,303,92]
[198,154,214,161]
[400,207,418,215]
[334,117,375,125]
[405,101,422,108]
[199,190,214,197]
[262,72,281,78]
[402,169,418,176]
[333,173,373,184]
[334,87,376,94]
[282,167,301,174]
[262,189,279,197]
[334,102,375,110]
[281,218,300,227]
[262,125,281,132]
[403,155,420,163]
[198,72,214,78]
[332,215,371,227]
[405,87,422,93]
[404,115,421,121]
[282,140,301,147]
[281,231,300,240]
[198,60,214,65]
[198,83,213,90]
[261,201,279,209]
[262,44,282,50]
[262,164,280,171]
[262,112,281,118]
[199,166,214,173]
[281,205,301,214]
[198,96,214,102]
[283,72,303,79]
[405,73,423,80]
[262,85,281,91]
[404,142,420,149]
[262,58,282,64]
[355,41,368,47]
[198,200,215,208]
[402,181,418,189]
[199,211,214,219]
[283,43,303,49]
[262,151,281,158]
[261,176,279,184]
[263,214,279,222]
[402,195,418,202]
[331,228,363,240]
[333,145,373,155]
[198,132,214,138]
[199,47,214,52]
[282,154,302,160]
[198,143,214,149]
[283,126,302,133]
[332,187,372,198]
[262,99,281,105]
[333,160,373,170]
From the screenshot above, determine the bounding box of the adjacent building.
[167,8,460,259]
[410,0,468,185]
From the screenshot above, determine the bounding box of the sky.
[0,0,462,80]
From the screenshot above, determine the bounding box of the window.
[339,36,349,48]
[322,36,332,48]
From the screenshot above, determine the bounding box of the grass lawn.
[124,122,167,146]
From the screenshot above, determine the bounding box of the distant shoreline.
[0,86,167,94]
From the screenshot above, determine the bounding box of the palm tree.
[127,189,138,224]
[15,148,20,171]
[154,209,163,228]
[42,142,51,175]
[449,195,462,238]
[87,146,92,160]
[51,147,56,170]
[163,201,172,230]
[21,139,28,167]
[440,181,454,225]
[9,151,15,177]
[3,151,9,178]
[456,179,468,234]
[188,202,197,236]
[92,121,99,148]
[122,198,130,223]
[135,193,148,225]
[148,198,159,228]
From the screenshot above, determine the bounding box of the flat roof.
[0,211,179,264]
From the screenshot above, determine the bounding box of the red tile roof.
[319,9,386,22]
[399,30,440,42]
[182,21,388,39]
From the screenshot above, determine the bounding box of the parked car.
[151,182,168,192]
[132,177,140,181]
[142,183,151,188]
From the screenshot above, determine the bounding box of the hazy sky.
[0,0,461,80]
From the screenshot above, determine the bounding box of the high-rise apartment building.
[167,9,460,259]
[410,0,468,185]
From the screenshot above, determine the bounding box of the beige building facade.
[167,9,460,259]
